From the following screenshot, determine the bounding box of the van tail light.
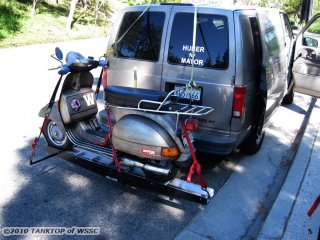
[232,86,246,118]
[102,67,108,89]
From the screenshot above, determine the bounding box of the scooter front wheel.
[43,119,71,150]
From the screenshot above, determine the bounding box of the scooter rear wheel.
[43,119,71,150]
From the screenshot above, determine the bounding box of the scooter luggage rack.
[110,88,214,117]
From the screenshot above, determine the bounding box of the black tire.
[43,119,71,150]
[240,108,265,155]
[143,160,179,183]
[240,128,265,155]
[282,88,294,105]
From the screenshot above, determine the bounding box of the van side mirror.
[303,36,319,47]
[290,21,298,30]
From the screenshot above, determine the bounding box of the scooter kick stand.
[43,145,214,204]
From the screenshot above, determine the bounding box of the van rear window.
[168,13,229,69]
[115,11,165,62]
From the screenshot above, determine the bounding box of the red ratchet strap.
[30,75,64,163]
[180,121,207,189]
[106,108,121,173]
[97,134,110,147]
[31,116,49,159]
[308,195,320,217]
[101,66,120,172]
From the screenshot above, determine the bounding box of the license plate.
[172,86,201,101]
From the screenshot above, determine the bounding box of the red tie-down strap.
[308,195,320,217]
[180,120,207,189]
[97,134,111,147]
[31,116,49,160]
[106,108,121,173]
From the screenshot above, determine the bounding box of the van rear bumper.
[193,132,239,156]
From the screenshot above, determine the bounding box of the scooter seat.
[105,86,167,109]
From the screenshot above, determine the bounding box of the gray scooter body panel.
[38,104,65,130]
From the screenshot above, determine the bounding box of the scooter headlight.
[161,147,179,157]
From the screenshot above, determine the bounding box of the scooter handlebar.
[52,49,108,75]
[58,66,70,75]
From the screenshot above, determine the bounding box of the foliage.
[0,0,107,48]
[0,0,28,41]
[313,0,320,15]
[73,0,112,27]
[258,0,268,7]
[37,1,69,16]
[308,18,320,33]
[282,0,302,22]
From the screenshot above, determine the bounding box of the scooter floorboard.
[43,146,214,204]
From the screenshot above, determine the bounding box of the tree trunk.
[30,0,38,16]
[81,0,88,9]
[95,0,99,24]
[66,0,78,31]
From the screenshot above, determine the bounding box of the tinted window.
[168,13,229,69]
[115,11,165,61]
[250,17,262,63]
[259,14,285,58]
[281,13,293,39]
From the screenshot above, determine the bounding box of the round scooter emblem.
[70,99,81,112]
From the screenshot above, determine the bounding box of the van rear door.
[291,13,320,97]
[161,6,235,134]
[106,5,171,90]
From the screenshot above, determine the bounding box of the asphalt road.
[0,38,313,240]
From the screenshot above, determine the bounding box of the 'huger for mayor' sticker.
[181,45,205,66]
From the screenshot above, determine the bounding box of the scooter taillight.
[161,147,179,157]
[185,118,199,132]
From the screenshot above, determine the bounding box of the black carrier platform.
[43,146,214,204]
[105,86,168,109]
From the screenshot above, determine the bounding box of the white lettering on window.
[181,58,204,66]
[182,45,205,53]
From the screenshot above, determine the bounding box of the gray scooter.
[35,47,213,185]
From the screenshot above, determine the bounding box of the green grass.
[0,0,109,48]
[0,1,26,42]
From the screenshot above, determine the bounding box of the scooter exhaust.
[120,157,170,176]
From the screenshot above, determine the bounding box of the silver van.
[104,4,301,155]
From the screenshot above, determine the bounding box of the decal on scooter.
[82,93,95,106]
[70,99,81,112]
[142,149,156,156]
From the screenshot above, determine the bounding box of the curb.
[175,97,318,240]
[258,98,320,239]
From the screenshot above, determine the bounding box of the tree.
[258,0,269,7]
[282,0,302,22]
[66,0,78,30]
[30,0,41,16]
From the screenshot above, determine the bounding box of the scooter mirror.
[55,47,63,61]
